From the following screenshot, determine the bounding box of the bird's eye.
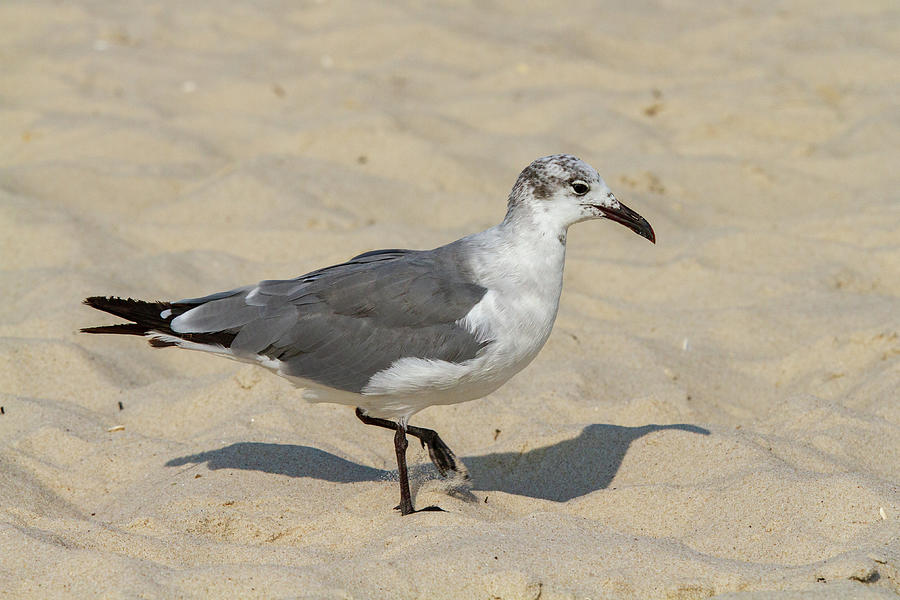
[571,181,589,195]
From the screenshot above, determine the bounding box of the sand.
[1,1,898,598]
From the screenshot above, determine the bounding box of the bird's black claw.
[423,436,457,476]
[404,425,459,476]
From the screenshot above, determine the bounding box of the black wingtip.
[83,296,141,313]
[81,295,237,348]
[82,296,169,320]
[83,296,108,308]
[81,323,149,336]
[81,296,172,336]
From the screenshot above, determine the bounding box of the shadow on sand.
[166,423,710,502]
[465,423,710,501]
[166,444,389,483]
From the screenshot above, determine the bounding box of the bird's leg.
[394,421,414,515]
[355,407,458,476]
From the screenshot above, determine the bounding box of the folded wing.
[143,247,489,393]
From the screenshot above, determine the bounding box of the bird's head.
[506,154,655,243]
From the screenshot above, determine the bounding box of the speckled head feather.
[507,154,598,210]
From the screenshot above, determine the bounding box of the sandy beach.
[1,1,898,598]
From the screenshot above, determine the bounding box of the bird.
[82,154,656,515]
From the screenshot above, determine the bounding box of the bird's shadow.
[166,443,388,483]
[465,423,710,501]
[165,423,710,502]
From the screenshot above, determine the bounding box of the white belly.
[342,284,559,419]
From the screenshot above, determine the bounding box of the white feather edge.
[145,332,281,370]
[144,331,371,411]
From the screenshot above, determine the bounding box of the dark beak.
[595,200,656,244]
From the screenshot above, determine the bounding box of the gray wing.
[169,245,489,393]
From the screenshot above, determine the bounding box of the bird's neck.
[500,205,571,248]
[465,211,569,298]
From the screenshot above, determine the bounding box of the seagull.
[82,154,655,515]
